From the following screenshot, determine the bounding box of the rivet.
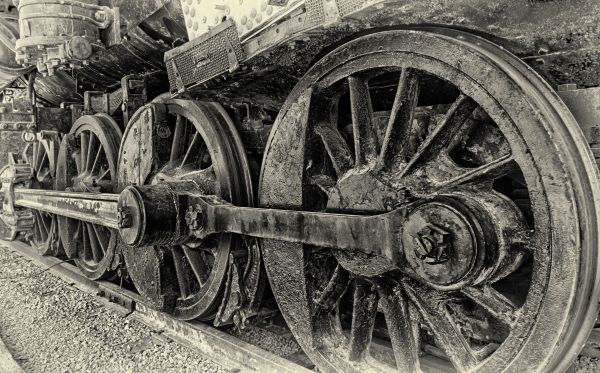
[250,8,257,17]
[240,16,247,25]
[190,8,195,17]
[214,16,219,24]
[201,16,207,23]
[266,5,273,15]
[261,1,267,10]
[183,5,189,13]
[246,20,253,29]
[255,14,262,23]
[193,21,198,31]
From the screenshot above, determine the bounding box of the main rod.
[204,203,400,256]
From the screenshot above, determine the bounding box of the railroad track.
[0,332,23,373]
[2,237,600,372]
[0,238,312,373]
[0,240,600,373]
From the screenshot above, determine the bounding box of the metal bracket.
[121,75,148,125]
[98,284,135,313]
[0,153,33,241]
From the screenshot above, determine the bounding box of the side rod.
[10,187,402,255]
[13,189,120,229]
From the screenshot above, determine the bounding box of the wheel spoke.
[38,213,50,236]
[80,222,91,261]
[31,143,38,170]
[73,150,82,175]
[90,145,103,175]
[172,246,191,298]
[399,94,477,178]
[33,213,43,241]
[80,131,89,174]
[85,223,101,263]
[348,280,379,361]
[38,148,48,174]
[97,168,110,181]
[461,286,518,326]
[314,264,350,310]
[314,123,354,176]
[438,154,517,189]
[379,283,420,372]
[183,246,209,284]
[37,168,51,181]
[348,76,378,167]
[378,68,420,172]
[181,132,202,167]
[90,225,107,255]
[86,132,97,173]
[170,114,186,163]
[403,280,479,371]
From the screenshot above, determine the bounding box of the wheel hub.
[402,199,481,287]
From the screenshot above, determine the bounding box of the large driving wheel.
[259,29,600,372]
[117,100,253,320]
[55,114,122,280]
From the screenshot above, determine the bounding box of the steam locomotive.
[1,1,600,371]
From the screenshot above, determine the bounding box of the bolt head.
[185,207,200,230]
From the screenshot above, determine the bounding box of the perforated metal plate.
[180,0,302,39]
[165,19,244,93]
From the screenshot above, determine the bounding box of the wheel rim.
[118,100,252,320]
[55,114,122,280]
[258,29,600,372]
[22,139,62,256]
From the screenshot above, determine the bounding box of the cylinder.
[0,9,30,89]
[15,0,107,74]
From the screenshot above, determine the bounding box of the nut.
[415,224,451,265]
[117,207,132,228]
[185,206,201,231]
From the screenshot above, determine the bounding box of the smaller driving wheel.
[22,135,63,256]
[118,100,253,320]
[55,114,122,280]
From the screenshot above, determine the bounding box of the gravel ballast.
[0,244,227,373]
[1,241,599,372]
